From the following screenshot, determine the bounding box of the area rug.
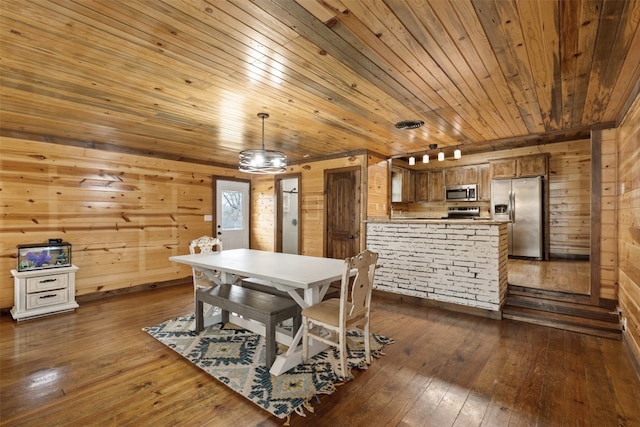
[143,313,393,422]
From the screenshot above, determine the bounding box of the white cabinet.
[11,265,79,320]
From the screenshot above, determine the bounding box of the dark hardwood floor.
[1,284,639,426]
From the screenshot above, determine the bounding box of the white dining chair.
[301,249,378,379]
[189,236,223,316]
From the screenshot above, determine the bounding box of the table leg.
[270,284,331,376]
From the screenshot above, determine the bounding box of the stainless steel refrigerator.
[491,176,543,259]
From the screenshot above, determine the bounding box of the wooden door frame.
[323,166,362,258]
[274,173,302,253]
[589,133,601,306]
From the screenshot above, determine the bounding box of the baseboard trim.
[372,289,502,320]
[623,333,640,382]
[76,277,191,303]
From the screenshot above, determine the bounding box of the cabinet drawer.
[26,274,68,292]
[26,289,68,309]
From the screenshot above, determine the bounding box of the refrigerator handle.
[509,190,515,222]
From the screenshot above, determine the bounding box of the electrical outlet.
[204,214,212,222]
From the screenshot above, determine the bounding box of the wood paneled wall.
[250,178,276,251]
[366,153,389,220]
[250,155,365,257]
[599,133,619,300]
[547,140,591,257]
[615,94,640,366]
[0,137,242,308]
[0,139,372,308]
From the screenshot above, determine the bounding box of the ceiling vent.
[394,120,424,129]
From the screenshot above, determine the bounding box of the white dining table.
[169,248,348,375]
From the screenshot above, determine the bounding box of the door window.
[215,180,250,249]
[221,190,244,230]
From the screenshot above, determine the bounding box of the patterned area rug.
[144,313,393,421]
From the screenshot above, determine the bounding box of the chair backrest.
[189,236,222,255]
[340,249,378,324]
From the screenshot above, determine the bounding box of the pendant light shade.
[454,148,462,159]
[408,156,416,166]
[438,151,445,161]
[239,113,287,174]
[423,154,429,163]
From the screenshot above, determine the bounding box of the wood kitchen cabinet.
[445,165,478,186]
[391,167,414,202]
[489,158,517,178]
[477,164,491,201]
[490,154,547,178]
[518,154,548,177]
[427,170,444,202]
[414,171,429,202]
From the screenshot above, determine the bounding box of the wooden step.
[502,304,622,340]
[508,284,595,305]
[505,294,619,323]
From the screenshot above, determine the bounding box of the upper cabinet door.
[414,172,429,202]
[391,167,403,202]
[518,155,548,177]
[427,170,444,202]
[490,159,517,178]
[491,155,548,179]
[445,165,478,186]
[478,164,491,201]
[391,167,414,203]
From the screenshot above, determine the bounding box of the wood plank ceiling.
[1,0,639,168]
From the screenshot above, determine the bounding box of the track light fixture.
[403,143,462,164]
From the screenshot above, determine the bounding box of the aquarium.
[17,242,72,272]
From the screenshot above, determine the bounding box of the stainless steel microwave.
[445,184,477,201]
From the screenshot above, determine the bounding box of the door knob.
[348,235,355,239]
[217,232,222,236]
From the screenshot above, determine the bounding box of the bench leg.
[195,298,204,333]
[292,312,301,337]
[221,309,229,325]
[265,314,277,368]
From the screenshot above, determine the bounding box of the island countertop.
[368,216,508,224]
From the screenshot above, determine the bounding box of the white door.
[280,177,299,254]
[215,180,250,249]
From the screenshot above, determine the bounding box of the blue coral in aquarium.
[25,251,52,268]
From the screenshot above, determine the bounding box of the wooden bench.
[242,277,340,300]
[195,284,301,368]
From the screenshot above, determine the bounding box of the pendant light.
[238,113,287,174]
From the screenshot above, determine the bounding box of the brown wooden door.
[325,167,360,259]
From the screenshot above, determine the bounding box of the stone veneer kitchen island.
[366,219,508,317]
